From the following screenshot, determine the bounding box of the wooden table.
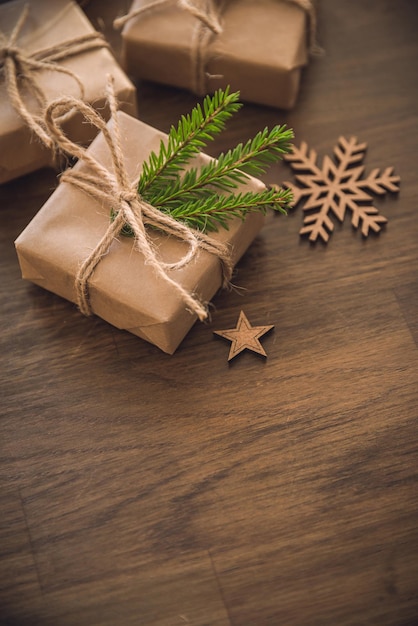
[1,1,417,624]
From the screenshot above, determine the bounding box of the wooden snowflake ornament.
[283,136,400,242]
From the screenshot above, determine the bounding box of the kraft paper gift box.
[15,112,266,354]
[0,0,137,184]
[118,0,311,110]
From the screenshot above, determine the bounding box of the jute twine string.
[0,3,109,148]
[114,0,319,94]
[190,0,226,95]
[44,76,233,321]
[114,0,222,34]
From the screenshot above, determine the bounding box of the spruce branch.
[137,87,242,197]
[149,125,294,208]
[113,88,293,236]
[166,186,293,232]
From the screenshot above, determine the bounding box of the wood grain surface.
[1,1,418,625]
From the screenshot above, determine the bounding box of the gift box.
[15,111,266,354]
[118,0,312,110]
[0,0,137,184]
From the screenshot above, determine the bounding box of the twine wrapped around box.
[114,0,319,110]
[44,76,233,321]
[0,3,109,149]
[114,0,319,96]
[0,0,137,184]
[15,108,266,353]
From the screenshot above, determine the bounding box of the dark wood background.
[1,1,417,624]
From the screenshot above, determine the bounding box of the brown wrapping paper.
[15,112,266,354]
[0,0,137,184]
[119,0,309,109]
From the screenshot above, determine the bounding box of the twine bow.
[44,76,233,322]
[0,3,109,148]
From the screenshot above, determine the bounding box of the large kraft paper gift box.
[0,0,137,184]
[118,0,311,110]
[15,112,266,354]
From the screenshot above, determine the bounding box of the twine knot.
[0,45,17,64]
[118,188,138,206]
[44,75,233,322]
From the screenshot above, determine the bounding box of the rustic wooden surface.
[1,1,418,624]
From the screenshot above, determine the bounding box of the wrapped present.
[0,0,137,184]
[115,0,316,110]
[15,95,267,354]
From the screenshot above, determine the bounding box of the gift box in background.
[118,0,312,110]
[0,0,137,184]
[15,111,266,354]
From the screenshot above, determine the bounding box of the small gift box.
[117,0,314,110]
[15,110,266,354]
[0,0,137,184]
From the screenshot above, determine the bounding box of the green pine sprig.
[114,87,294,235]
[150,126,293,207]
[166,187,293,233]
[137,86,242,197]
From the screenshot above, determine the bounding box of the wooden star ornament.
[214,310,274,361]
